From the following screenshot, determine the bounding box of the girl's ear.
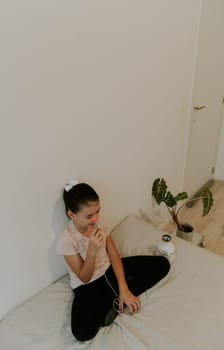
[67,209,74,219]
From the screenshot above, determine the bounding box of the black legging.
[71,255,170,341]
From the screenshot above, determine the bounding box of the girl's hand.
[119,286,141,314]
[88,228,106,255]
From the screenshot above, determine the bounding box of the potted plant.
[152,178,214,240]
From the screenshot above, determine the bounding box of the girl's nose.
[90,217,98,224]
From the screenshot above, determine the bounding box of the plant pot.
[176,223,193,242]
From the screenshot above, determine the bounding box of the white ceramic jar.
[155,234,176,263]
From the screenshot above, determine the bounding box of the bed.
[1,215,224,350]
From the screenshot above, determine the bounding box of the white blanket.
[1,215,224,350]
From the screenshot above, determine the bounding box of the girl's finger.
[94,228,99,236]
[119,300,124,313]
[133,301,139,312]
[129,299,140,313]
[135,299,140,309]
[128,305,134,315]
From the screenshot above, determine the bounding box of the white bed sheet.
[1,215,224,350]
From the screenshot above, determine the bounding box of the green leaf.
[152,178,167,204]
[152,179,177,207]
[201,188,214,216]
[162,191,177,207]
[174,192,188,202]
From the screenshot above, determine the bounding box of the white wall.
[214,104,224,180]
[0,0,201,319]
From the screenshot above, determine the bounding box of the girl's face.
[68,201,101,232]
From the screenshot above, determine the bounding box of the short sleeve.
[56,230,79,256]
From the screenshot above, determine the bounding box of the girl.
[57,182,170,341]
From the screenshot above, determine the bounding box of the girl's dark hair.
[63,183,99,214]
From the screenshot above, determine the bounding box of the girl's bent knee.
[71,325,99,342]
[160,256,171,275]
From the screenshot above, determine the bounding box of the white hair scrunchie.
[64,179,79,192]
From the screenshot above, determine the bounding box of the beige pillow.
[111,215,163,257]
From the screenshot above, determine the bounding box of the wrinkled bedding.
[1,215,224,350]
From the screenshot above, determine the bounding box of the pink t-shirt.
[56,218,111,289]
